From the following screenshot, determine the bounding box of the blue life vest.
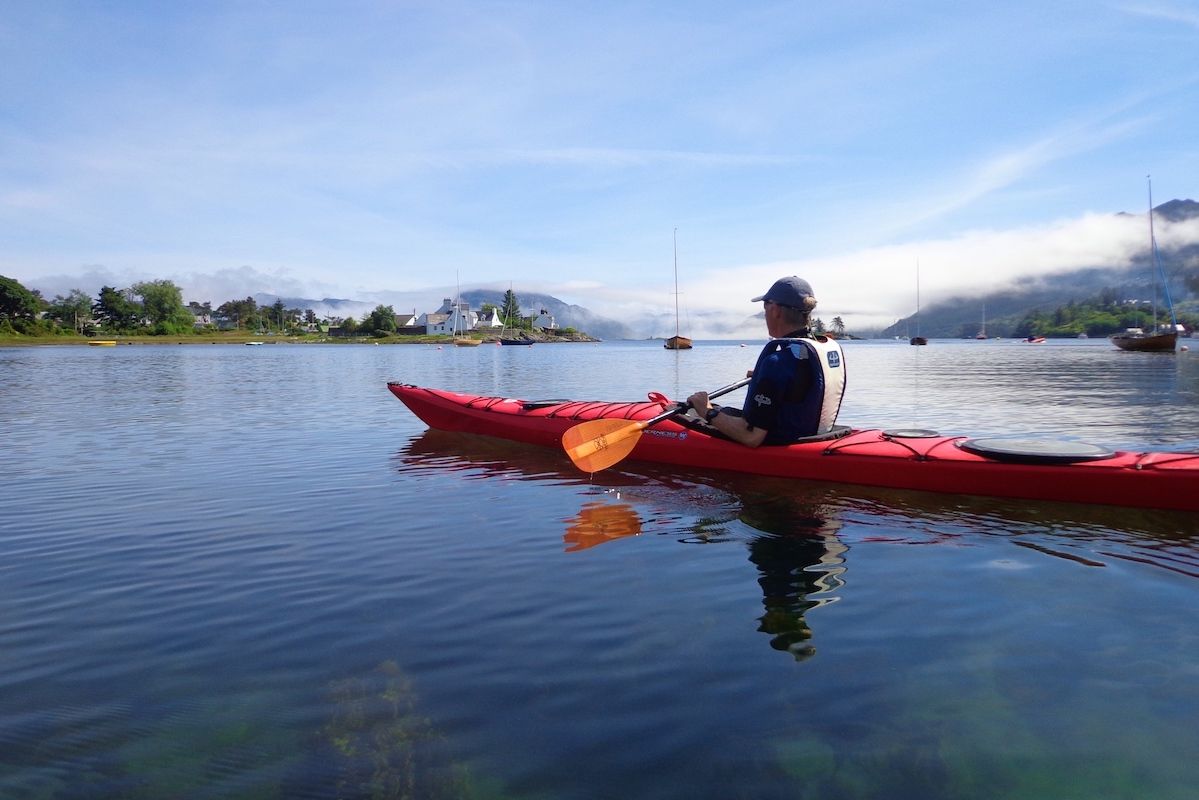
[743,336,846,442]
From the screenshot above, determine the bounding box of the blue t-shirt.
[741,341,818,444]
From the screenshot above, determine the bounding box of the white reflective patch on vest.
[753,393,773,407]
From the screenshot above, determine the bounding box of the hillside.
[882,200,1199,339]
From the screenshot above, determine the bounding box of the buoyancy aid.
[747,335,846,439]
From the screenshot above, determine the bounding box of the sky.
[3,0,1199,336]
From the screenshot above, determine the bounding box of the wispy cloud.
[1116,3,1199,28]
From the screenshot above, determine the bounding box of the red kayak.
[387,383,1199,512]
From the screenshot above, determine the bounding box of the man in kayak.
[688,276,846,446]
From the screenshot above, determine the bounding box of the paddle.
[561,377,751,473]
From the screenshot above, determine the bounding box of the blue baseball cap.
[751,276,815,307]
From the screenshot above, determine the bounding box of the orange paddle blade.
[561,418,648,472]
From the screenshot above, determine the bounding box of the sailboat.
[975,303,987,339]
[1111,177,1179,353]
[910,260,927,345]
[452,276,481,346]
[664,228,693,350]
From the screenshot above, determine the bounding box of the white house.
[532,308,558,331]
[421,298,477,334]
[478,307,504,329]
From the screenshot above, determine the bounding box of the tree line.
[0,275,326,337]
[1009,286,1196,339]
[0,276,533,339]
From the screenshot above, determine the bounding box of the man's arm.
[687,391,769,448]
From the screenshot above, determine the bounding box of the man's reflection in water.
[739,495,846,661]
[563,488,846,661]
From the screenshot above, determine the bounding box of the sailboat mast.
[1147,176,1159,331]
[915,259,921,338]
[1147,175,1178,328]
[673,228,680,339]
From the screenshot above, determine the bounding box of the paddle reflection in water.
[563,499,643,551]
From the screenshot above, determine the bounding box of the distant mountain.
[1154,198,1199,223]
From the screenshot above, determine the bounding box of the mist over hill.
[881,199,1199,339]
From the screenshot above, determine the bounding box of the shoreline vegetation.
[0,330,602,346]
[1,274,603,346]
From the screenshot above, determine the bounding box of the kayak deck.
[387,383,1199,512]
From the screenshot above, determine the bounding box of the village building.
[419,298,504,334]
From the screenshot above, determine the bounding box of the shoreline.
[0,331,602,347]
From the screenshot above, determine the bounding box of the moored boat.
[387,383,1199,512]
[1111,328,1178,352]
[1110,177,1179,353]
[664,335,692,350]
[664,229,693,350]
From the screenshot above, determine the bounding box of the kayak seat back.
[788,424,854,445]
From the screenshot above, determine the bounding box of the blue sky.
[3,1,1198,334]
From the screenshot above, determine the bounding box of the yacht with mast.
[664,228,692,350]
[1111,177,1179,353]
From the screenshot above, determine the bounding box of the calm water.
[2,339,1198,799]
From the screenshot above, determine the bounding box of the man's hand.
[687,390,711,417]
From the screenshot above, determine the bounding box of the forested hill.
[882,199,1199,339]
